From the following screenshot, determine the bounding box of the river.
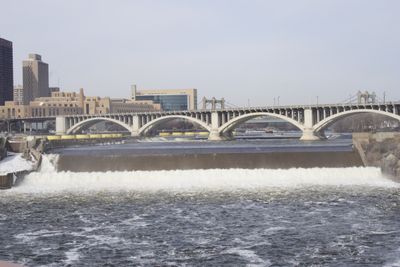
[1,138,400,266]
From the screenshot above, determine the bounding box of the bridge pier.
[130,116,140,137]
[55,117,67,135]
[131,130,140,137]
[299,108,320,141]
[300,128,320,141]
[208,130,225,141]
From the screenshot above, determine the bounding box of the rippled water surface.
[1,186,400,266]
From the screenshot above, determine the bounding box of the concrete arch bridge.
[56,102,400,140]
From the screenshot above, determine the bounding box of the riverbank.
[0,136,42,189]
[0,152,39,189]
[353,132,400,180]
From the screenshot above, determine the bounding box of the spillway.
[49,139,364,172]
[8,154,397,194]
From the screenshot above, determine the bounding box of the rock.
[22,149,31,160]
[381,153,399,176]
[378,142,392,154]
[385,153,398,164]
[394,149,400,159]
[354,133,400,177]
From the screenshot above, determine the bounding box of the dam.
[48,138,363,172]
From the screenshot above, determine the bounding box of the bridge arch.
[218,112,305,134]
[138,115,211,136]
[66,117,132,134]
[313,109,400,134]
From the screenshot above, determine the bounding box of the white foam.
[224,248,269,266]
[7,154,399,194]
[64,248,81,265]
[15,229,63,243]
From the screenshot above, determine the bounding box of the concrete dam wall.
[55,150,363,172]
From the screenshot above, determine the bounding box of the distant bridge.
[53,102,400,140]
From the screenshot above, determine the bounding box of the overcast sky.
[1,0,399,106]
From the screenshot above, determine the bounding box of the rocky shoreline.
[353,132,400,181]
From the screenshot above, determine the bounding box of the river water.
[1,139,400,266]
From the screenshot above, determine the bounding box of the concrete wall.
[56,151,363,172]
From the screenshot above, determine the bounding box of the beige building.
[0,101,30,119]
[83,96,160,114]
[30,89,85,117]
[0,88,161,119]
[108,98,160,113]
[131,86,197,111]
[84,96,110,114]
[13,85,24,105]
[23,54,50,104]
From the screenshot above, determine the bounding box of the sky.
[1,0,400,106]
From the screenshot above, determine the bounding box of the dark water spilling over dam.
[1,138,400,266]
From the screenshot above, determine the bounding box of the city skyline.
[1,0,400,106]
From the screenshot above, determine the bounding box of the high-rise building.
[23,54,49,104]
[0,38,14,105]
[131,86,198,111]
[13,85,24,105]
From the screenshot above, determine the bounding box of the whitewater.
[6,154,399,194]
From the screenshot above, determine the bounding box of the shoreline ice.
[0,153,35,175]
